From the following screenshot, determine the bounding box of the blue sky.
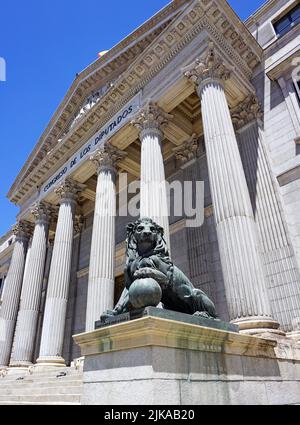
[0,0,265,236]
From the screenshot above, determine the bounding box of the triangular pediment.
[9,0,263,207]
[8,0,188,203]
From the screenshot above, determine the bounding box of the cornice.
[9,0,263,206]
[0,230,13,246]
[245,0,279,28]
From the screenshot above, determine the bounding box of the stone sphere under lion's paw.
[128,278,162,310]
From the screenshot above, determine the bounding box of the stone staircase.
[0,366,83,405]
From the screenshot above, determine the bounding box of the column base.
[232,317,285,336]
[35,356,66,368]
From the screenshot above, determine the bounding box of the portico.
[1,0,300,371]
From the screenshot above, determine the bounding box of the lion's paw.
[134,268,154,280]
[193,311,211,318]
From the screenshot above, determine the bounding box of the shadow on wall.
[270,79,285,111]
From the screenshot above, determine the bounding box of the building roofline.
[245,0,280,26]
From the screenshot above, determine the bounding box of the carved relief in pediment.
[69,83,114,131]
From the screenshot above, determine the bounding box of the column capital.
[31,202,56,225]
[89,143,127,175]
[231,95,263,130]
[12,221,34,242]
[131,101,173,137]
[183,42,231,89]
[173,134,205,166]
[55,178,85,204]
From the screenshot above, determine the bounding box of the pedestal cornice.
[73,315,277,359]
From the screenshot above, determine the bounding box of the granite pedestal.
[74,309,300,405]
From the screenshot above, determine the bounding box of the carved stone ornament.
[183,42,231,87]
[31,202,56,224]
[12,221,34,241]
[131,100,173,132]
[54,178,85,202]
[173,134,205,165]
[231,95,263,130]
[89,143,127,174]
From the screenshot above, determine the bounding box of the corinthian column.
[10,203,54,368]
[183,43,281,334]
[132,101,172,249]
[36,179,84,366]
[85,144,126,331]
[0,222,33,367]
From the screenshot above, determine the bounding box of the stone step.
[0,374,83,384]
[0,380,83,390]
[0,401,81,405]
[0,394,81,403]
[0,385,82,396]
[1,367,80,378]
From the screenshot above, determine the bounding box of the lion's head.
[126,218,169,258]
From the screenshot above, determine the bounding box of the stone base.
[9,361,32,369]
[6,366,30,375]
[287,330,300,343]
[35,356,66,369]
[232,316,285,336]
[74,312,300,405]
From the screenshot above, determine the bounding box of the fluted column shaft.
[199,80,279,332]
[37,180,82,366]
[10,204,52,367]
[184,44,280,333]
[0,223,31,367]
[85,145,126,331]
[86,169,116,331]
[132,102,172,249]
[140,128,170,245]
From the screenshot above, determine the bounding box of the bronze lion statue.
[101,218,217,319]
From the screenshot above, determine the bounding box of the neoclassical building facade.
[1,0,300,370]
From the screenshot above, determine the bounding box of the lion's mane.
[125,218,174,287]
